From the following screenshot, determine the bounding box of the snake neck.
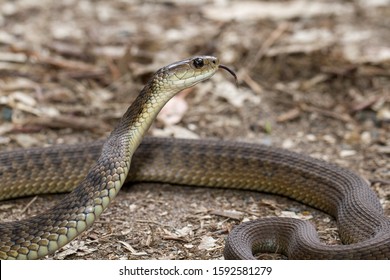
[104,82,178,157]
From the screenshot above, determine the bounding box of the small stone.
[306,134,317,142]
[323,134,336,144]
[282,139,295,149]
[360,131,371,145]
[129,204,137,212]
[339,150,357,157]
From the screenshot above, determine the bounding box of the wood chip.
[0,52,27,63]
[118,241,148,256]
[277,108,301,122]
[210,210,244,221]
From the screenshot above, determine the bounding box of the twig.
[351,95,382,112]
[246,22,290,72]
[161,235,187,242]
[21,196,38,214]
[370,179,390,186]
[300,103,354,123]
[136,219,168,228]
[276,108,301,123]
[239,22,290,89]
[241,72,264,95]
[274,85,355,123]
[25,115,110,133]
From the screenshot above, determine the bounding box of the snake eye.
[193,58,204,69]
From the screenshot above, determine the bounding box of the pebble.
[282,139,295,149]
[339,150,357,157]
[323,134,336,144]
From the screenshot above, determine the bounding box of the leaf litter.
[0,0,389,260]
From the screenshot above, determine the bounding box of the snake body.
[0,56,389,259]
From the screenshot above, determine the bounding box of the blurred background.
[0,0,389,259]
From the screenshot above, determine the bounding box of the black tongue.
[219,65,238,86]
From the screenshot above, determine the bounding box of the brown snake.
[0,56,389,259]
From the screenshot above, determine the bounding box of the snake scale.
[0,56,389,260]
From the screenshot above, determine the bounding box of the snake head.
[154,56,237,92]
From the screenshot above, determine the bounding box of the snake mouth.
[219,64,238,85]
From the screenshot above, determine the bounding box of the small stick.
[21,196,38,214]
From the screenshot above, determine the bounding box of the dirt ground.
[0,0,389,260]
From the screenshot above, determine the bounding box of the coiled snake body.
[0,56,389,259]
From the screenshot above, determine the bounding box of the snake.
[0,56,389,260]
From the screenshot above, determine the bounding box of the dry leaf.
[198,236,217,250]
[214,84,260,108]
[210,210,244,221]
[158,91,189,125]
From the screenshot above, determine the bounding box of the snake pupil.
[193,58,204,68]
